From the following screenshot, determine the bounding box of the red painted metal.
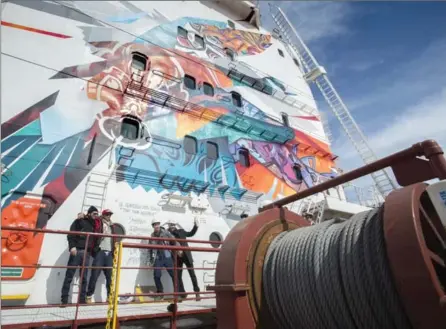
[1,227,219,329]
[172,251,178,329]
[210,207,309,329]
[384,183,446,329]
[213,139,446,329]
[1,225,222,245]
[122,241,220,252]
[73,234,90,329]
[1,308,217,329]
[1,264,217,270]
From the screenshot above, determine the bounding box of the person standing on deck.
[61,206,100,306]
[149,218,182,301]
[86,209,116,303]
[166,218,201,300]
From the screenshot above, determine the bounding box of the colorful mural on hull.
[1,8,336,281]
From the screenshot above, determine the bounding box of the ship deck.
[1,299,216,328]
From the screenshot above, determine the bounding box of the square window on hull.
[184,135,198,154]
[203,82,214,96]
[293,165,303,181]
[231,91,242,107]
[225,48,236,61]
[195,34,205,48]
[281,112,290,127]
[121,117,140,140]
[184,75,196,90]
[131,53,148,71]
[206,141,219,160]
[239,148,250,167]
[178,26,188,38]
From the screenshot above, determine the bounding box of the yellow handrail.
[112,242,123,328]
[105,242,123,329]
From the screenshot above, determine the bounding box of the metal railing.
[1,226,220,329]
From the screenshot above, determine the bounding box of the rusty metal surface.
[210,208,308,329]
[384,183,446,329]
[261,139,446,211]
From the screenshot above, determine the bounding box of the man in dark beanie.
[61,206,99,306]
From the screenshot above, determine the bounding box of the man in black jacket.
[166,218,200,300]
[60,206,99,305]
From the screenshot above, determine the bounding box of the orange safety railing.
[1,225,220,329]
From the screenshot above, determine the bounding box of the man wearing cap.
[61,206,100,306]
[149,218,182,300]
[86,209,116,303]
[166,218,200,300]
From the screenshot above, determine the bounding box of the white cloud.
[331,86,446,190]
[284,2,354,43]
[368,87,446,154]
[260,1,354,43]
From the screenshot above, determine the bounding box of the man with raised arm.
[166,217,201,301]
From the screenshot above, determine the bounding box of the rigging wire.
[263,208,413,329]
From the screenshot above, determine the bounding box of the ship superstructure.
[1,1,386,327]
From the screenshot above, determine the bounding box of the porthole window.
[293,164,303,181]
[206,141,219,160]
[278,49,285,57]
[231,91,242,107]
[263,85,274,95]
[281,112,289,127]
[209,232,222,248]
[120,116,140,140]
[184,74,196,90]
[239,148,250,167]
[177,26,188,38]
[293,58,300,67]
[195,34,205,48]
[184,135,198,154]
[203,82,214,96]
[225,48,236,61]
[131,53,148,71]
[111,223,126,243]
[228,20,235,29]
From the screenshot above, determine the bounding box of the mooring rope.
[263,207,413,329]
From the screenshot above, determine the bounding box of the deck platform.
[2,298,216,327]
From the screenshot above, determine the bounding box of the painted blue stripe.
[2,144,64,208]
[1,136,40,167]
[42,135,83,185]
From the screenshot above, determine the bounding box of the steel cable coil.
[263,207,413,329]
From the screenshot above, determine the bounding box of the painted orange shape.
[1,197,46,280]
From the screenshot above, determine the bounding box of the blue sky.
[260,1,446,186]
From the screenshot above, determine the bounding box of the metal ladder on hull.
[80,142,122,213]
[269,4,397,197]
[288,176,327,223]
[80,173,110,213]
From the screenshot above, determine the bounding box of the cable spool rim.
[247,217,306,323]
[384,183,446,329]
